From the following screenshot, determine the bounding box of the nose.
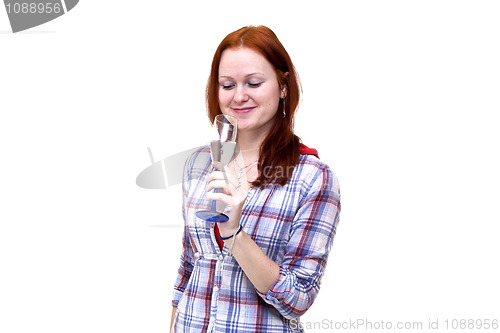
[233,85,249,103]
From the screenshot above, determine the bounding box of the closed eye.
[221,84,235,90]
[248,82,262,88]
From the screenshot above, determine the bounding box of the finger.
[210,177,244,196]
[206,179,229,193]
[205,192,232,206]
[206,170,227,183]
[223,177,240,195]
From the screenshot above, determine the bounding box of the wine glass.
[195,114,238,222]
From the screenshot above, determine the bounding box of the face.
[218,47,285,136]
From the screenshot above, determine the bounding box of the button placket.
[208,258,225,331]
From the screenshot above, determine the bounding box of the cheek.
[256,85,281,104]
[218,90,232,106]
[252,90,272,105]
[258,90,280,110]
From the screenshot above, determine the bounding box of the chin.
[236,121,256,131]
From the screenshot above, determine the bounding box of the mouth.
[232,107,256,114]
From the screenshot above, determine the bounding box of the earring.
[282,98,286,118]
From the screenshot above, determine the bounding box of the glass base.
[195,210,229,223]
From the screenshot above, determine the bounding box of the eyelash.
[221,82,263,90]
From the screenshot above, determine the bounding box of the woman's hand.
[205,164,280,296]
[205,166,248,237]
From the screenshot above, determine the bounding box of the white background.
[1,1,499,332]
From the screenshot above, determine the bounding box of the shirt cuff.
[171,288,184,308]
[255,266,294,305]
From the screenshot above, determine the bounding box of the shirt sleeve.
[171,222,195,307]
[171,157,197,307]
[255,165,341,319]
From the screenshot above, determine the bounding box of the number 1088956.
[6,2,62,14]
[444,319,498,330]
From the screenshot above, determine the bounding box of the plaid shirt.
[171,147,341,333]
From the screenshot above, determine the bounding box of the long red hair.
[206,25,302,186]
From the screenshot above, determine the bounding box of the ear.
[280,72,289,99]
[280,85,287,99]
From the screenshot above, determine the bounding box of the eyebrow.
[219,72,265,79]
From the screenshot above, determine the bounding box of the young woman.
[170,25,341,332]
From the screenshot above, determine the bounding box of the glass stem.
[211,188,218,211]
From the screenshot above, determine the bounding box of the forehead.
[218,47,276,78]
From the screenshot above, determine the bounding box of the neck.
[236,129,267,163]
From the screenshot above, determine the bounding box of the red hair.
[206,25,302,186]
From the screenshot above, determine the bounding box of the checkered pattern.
[171,147,341,332]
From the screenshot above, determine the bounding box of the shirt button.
[194,252,200,259]
[218,255,224,261]
[213,286,219,292]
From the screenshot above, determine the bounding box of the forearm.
[224,230,280,294]
[170,306,177,330]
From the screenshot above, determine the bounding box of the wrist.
[217,220,240,238]
[219,223,242,240]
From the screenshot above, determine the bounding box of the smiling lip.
[232,107,256,114]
